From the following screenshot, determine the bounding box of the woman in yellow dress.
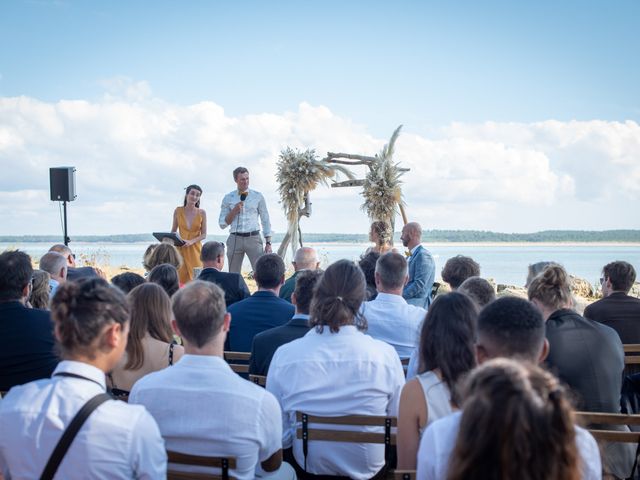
[171,184,207,284]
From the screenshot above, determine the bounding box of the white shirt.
[219,189,272,236]
[416,411,602,480]
[360,292,425,358]
[129,354,282,480]
[0,360,166,480]
[267,325,406,479]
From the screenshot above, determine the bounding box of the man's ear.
[105,322,123,349]
[222,312,231,332]
[171,318,182,337]
[538,338,550,364]
[475,344,489,365]
[280,275,286,286]
[291,292,297,306]
[404,274,409,287]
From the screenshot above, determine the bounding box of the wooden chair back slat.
[588,430,640,443]
[223,352,251,361]
[295,412,398,427]
[624,344,640,353]
[229,364,249,374]
[575,412,640,425]
[249,374,266,387]
[296,427,397,445]
[167,472,232,480]
[625,357,640,365]
[166,451,237,480]
[392,470,417,480]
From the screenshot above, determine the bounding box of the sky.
[0,0,639,236]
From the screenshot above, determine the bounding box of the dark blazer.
[402,245,435,308]
[0,301,59,391]
[545,308,624,412]
[66,266,99,282]
[278,271,299,303]
[249,314,310,376]
[584,292,640,344]
[198,267,250,308]
[226,291,295,352]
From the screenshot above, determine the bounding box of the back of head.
[293,247,319,270]
[441,255,481,289]
[375,252,407,290]
[477,296,545,362]
[111,272,145,294]
[525,261,557,288]
[142,244,158,271]
[255,253,285,289]
[147,243,183,271]
[0,250,33,302]
[172,280,226,348]
[50,278,129,359]
[148,264,180,298]
[48,243,71,256]
[293,269,323,315]
[201,241,225,263]
[419,292,478,404]
[527,264,572,311]
[458,276,495,308]
[447,358,580,480]
[310,259,366,333]
[406,222,422,240]
[603,261,636,293]
[29,270,51,309]
[358,251,380,290]
[370,221,392,246]
[125,283,173,369]
[39,252,67,278]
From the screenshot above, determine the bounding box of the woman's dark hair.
[125,283,174,370]
[29,269,51,309]
[183,184,203,208]
[447,359,580,480]
[148,264,180,297]
[419,292,477,406]
[111,272,146,294]
[50,278,129,359]
[358,251,380,301]
[527,264,572,311]
[310,260,366,333]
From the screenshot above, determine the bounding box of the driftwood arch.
[276,125,409,258]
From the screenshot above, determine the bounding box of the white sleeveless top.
[417,370,452,437]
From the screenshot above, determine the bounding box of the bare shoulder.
[199,208,207,217]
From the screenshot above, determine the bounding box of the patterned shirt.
[218,189,272,237]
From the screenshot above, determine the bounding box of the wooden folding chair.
[223,351,250,374]
[575,411,640,443]
[166,450,237,480]
[295,412,397,474]
[249,374,266,387]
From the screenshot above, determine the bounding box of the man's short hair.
[172,280,226,348]
[39,252,67,277]
[293,269,323,314]
[442,255,481,289]
[0,250,33,302]
[254,253,285,289]
[49,244,72,256]
[477,296,545,362]
[233,167,249,181]
[603,261,636,293]
[201,241,225,262]
[375,252,407,290]
[458,277,495,308]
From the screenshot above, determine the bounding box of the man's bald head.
[401,222,423,250]
[405,222,422,237]
[293,247,319,271]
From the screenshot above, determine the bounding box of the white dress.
[416,370,452,437]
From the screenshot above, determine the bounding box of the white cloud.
[0,85,638,236]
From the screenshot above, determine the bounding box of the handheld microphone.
[240,192,248,201]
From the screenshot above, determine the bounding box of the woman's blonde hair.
[527,264,572,311]
[29,269,51,309]
[146,243,183,271]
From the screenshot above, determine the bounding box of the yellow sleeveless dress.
[176,206,203,284]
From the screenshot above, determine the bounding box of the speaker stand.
[63,200,70,246]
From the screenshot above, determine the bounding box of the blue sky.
[0,1,639,235]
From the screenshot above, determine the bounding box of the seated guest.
[360,252,425,359]
[39,251,67,297]
[148,263,180,297]
[524,260,556,288]
[146,243,183,275]
[48,244,100,281]
[417,297,600,480]
[198,241,250,307]
[250,270,322,376]
[28,269,51,309]
[457,276,495,308]
[418,359,600,480]
[142,243,159,273]
[111,271,145,294]
[584,261,640,343]
[397,292,477,470]
[130,281,294,480]
[528,264,633,478]
[0,278,166,479]
[0,250,58,392]
[279,247,319,303]
[109,283,184,393]
[359,250,380,300]
[226,254,294,352]
[440,255,480,290]
[267,260,405,479]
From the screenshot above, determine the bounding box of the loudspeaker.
[49,167,77,202]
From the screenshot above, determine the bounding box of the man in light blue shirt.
[219,166,272,273]
[361,252,426,359]
[401,222,435,308]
